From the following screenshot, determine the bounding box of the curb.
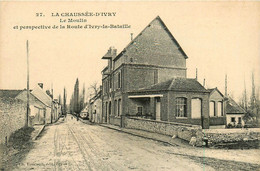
[33,125,45,140]
[99,124,179,147]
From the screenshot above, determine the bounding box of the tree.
[63,87,67,115]
[73,78,80,114]
[69,94,74,114]
[58,94,62,104]
[89,81,99,96]
[242,72,259,127]
[79,83,85,112]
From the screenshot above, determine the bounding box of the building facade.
[89,90,102,123]
[208,88,226,129]
[101,16,211,128]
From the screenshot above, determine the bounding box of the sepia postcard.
[0,1,259,171]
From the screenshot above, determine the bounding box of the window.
[154,70,158,84]
[238,117,242,124]
[210,101,215,117]
[191,98,201,118]
[137,106,143,115]
[217,102,223,116]
[110,77,112,89]
[118,99,121,116]
[176,98,187,117]
[114,100,117,116]
[231,117,236,122]
[118,72,121,88]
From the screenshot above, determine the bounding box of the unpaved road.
[14,115,259,171]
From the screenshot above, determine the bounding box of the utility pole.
[225,74,227,97]
[51,83,53,123]
[26,40,30,127]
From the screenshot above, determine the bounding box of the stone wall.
[109,116,121,126]
[124,117,203,145]
[123,117,260,147]
[203,128,260,147]
[0,97,27,144]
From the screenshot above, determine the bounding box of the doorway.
[155,98,161,121]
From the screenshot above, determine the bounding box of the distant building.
[89,90,102,123]
[80,105,89,119]
[16,83,52,124]
[226,97,246,127]
[101,16,211,128]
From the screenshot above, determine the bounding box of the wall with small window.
[208,89,226,127]
[209,90,224,118]
[226,114,245,126]
[168,91,210,128]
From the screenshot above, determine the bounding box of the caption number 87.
[36,13,45,17]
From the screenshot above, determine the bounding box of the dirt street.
[14,115,259,171]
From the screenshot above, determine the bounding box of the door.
[105,102,108,122]
[155,98,161,121]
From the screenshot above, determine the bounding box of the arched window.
[176,97,187,117]
[118,99,121,116]
[191,98,202,118]
[210,101,215,117]
[114,100,117,116]
[108,102,111,116]
[217,101,223,116]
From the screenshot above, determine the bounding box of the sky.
[0,1,259,102]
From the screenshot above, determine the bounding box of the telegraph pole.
[51,83,53,123]
[26,40,30,127]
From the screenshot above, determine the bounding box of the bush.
[8,127,34,149]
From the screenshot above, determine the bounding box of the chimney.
[38,83,43,89]
[111,47,117,57]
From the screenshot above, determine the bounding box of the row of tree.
[55,78,99,116]
[239,72,259,126]
[68,78,86,114]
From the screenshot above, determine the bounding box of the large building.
[101,16,211,128]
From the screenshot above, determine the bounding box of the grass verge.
[0,127,35,171]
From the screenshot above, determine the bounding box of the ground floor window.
[217,102,223,116]
[231,117,236,122]
[137,106,143,115]
[210,101,215,117]
[176,97,187,117]
[114,100,117,116]
[191,98,202,118]
[118,99,121,116]
[238,117,242,124]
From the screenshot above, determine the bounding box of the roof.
[30,85,52,107]
[89,90,102,104]
[0,89,23,98]
[208,87,224,97]
[132,78,208,93]
[226,97,246,114]
[113,16,188,62]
